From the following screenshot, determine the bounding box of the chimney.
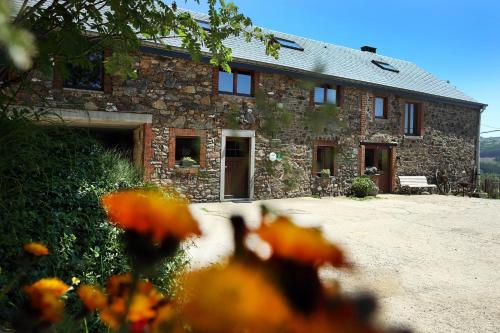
[361,46,377,53]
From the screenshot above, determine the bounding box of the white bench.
[398,176,437,194]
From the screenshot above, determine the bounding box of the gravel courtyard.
[188,195,500,333]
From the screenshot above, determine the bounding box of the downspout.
[475,106,487,192]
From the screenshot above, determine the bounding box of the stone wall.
[363,93,480,191]
[13,51,481,201]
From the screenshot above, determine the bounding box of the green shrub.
[349,176,378,198]
[0,117,186,329]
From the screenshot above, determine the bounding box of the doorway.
[364,145,394,193]
[220,130,255,201]
[224,137,250,199]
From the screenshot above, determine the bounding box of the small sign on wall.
[269,152,283,162]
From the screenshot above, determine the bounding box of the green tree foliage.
[0,0,279,111]
[0,0,36,70]
[0,115,185,329]
[481,160,500,175]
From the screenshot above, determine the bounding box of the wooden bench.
[398,176,437,194]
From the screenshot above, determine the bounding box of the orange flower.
[178,263,291,333]
[23,278,70,323]
[99,273,164,330]
[256,216,346,266]
[151,304,176,333]
[23,242,49,256]
[101,189,201,242]
[77,285,107,311]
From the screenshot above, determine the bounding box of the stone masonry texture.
[15,51,481,202]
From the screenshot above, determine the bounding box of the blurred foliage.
[0,115,187,331]
[256,89,294,139]
[0,0,36,69]
[304,102,345,136]
[0,0,280,111]
[224,102,241,129]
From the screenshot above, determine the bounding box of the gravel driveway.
[187,195,500,333]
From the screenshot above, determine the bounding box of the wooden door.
[375,148,390,193]
[224,137,250,199]
[365,146,391,193]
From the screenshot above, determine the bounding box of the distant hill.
[480,137,500,174]
[481,137,500,158]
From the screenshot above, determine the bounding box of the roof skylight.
[273,37,304,51]
[196,20,211,31]
[372,60,399,73]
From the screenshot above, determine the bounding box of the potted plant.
[319,169,331,178]
[181,156,197,167]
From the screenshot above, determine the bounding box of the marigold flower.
[23,278,70,323]
[78,285,107,311]
[257,216,346,266]
[101,189,201,242]
[23,242,49,256]
[178,263,291,333]
[99,273,164,330]
[151,304,176,333]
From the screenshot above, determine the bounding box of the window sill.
[218,92,255,100]
[174,165,200,175]
[404,135,423,140]
[63,87,104,94]
[315,175,336,180]
[374,117,389,121]
[314,103,340,108]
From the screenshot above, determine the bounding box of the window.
[196,20,211,31]
[374,96,387,119]
[314,85,337,105]
[273,37,304,51]
[64,52,103,91]
[218,69,253,96]
[315,146,335,176]
[168,128,207,169]
[371,60,399,73]
[404,103,420,136]
[175,137,200,165]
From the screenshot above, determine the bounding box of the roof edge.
[140,43,487,109]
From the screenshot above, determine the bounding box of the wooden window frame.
[217,68,254,97]
[403,101,424,136]
[168,128,207,169]
[54,49,112,94]
[63,51,105,91]
[312,84,341,106]
[374,96,388,119]
[312,140,338,177]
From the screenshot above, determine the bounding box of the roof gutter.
[475,106,488,192]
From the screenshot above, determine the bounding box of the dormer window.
[372,60,399,73]
[196,20,211,31]
[273,37,304,51]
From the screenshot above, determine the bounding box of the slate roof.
[10,1,484,106]
[173,12,483,107]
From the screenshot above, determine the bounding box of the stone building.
[12,12,486,202]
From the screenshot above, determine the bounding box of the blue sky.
[181,0,500,137]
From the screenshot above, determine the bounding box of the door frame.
[220,129,255,201]
[360,142,397,193]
